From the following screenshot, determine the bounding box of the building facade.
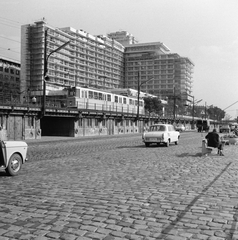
[20,20,125,100]
[123,42,194,105]
[0,56,20,103]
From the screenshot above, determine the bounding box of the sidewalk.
[25,133,141,145]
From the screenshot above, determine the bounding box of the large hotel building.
[21,20,125,95]
[20,20,194,103]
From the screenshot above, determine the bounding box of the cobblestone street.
[0,132,238,240]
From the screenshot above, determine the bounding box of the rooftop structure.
[107,31,138,46]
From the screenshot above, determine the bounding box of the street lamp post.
[136,71,154,120]
[184,93,202,129]
[172,86,182,120]
[41,29,70,118]
[173,86,177,120]
[192,98,202,129]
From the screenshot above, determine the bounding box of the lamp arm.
[139,78,154,88]
[46,41,70,63]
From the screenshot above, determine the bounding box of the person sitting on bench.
[205,129,224,156]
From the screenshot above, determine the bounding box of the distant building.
[20,19,125,97]
[0,56,21,103]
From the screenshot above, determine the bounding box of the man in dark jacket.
[205,129,224,156]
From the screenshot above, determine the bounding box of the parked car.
[142,124,180,147]
[175,124,186,132]
[0,141,28,176]
[219,125,230,133]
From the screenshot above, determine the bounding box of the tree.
[144,97,163,115]
[207,106,225,121]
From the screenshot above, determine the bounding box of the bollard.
[202,139,212,156]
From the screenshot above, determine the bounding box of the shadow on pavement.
[117,144,171,149]
[176,152,203,157]
[156,162,232,238]
[117,145,146,149]
[0,171,8,177]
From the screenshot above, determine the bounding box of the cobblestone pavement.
[0,132,238,240]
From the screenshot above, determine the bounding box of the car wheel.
[175,139,178,145]
[145,143,150,147]
[165,140,170,147]
[6,153,22,176]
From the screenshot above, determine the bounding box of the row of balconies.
[49,56,122,70]
[49,63,121,74]
[46,34,123,56]
[48,67,120,79]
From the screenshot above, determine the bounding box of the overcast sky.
[0,0,238,118]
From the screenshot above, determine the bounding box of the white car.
[175,124,186,132]
[142,124,180,147]
[0,141,28,176]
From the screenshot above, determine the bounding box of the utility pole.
[173,92,176,120]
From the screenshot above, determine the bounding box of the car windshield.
[149,125,166,132]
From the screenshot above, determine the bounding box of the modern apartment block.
[20,20,125,97]
[123,42,194,104]
[0,56,21,103]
